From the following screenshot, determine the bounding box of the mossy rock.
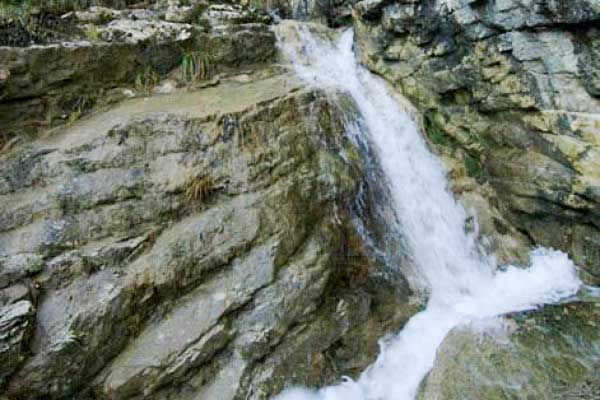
[419,301,600,400]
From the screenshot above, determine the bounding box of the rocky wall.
[0,3,276,144]
[0,70,416,399]
[352,0,600,282]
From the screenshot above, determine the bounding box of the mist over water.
[274,22,582,400]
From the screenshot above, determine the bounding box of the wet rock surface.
[352,0,600,282]
[419,301,600,400]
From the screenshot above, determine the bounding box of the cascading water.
[274,22,583,400]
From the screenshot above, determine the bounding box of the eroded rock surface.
[419,301,600,400]
[0,300,35,386]
[0,69,415,399]
[0,2,275,142]
[352,0,600,282]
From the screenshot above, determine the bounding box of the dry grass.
[342,229,371,287]
[184,175,216,202]
[239,125,262,150]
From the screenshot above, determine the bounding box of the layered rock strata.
[352,0,600,282]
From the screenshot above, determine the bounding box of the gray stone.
[0,68,414,399]
[419,302,600,400]
[0,2,277,142]
[0,300,35,385]
[0,254,43,289]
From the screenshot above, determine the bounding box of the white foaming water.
[275,23,582,400]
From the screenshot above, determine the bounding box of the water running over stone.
[274,22,582,400]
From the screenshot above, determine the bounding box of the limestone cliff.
[352,0,600,282]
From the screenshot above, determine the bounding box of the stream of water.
[274,22,582,400]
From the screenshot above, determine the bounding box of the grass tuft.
[179,50,213,84]
[84,24,101,41]
[134,66,159,94]
[184,175,216,202]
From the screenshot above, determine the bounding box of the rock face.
[0,300,35,386]
[3,1,598,398]
[419,301,600,399]
[260,0,358,26]
[0,69,415,399]
[0,3,275,143]
[352,0,600,282]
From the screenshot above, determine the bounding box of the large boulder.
[0,70,416,399]
[419,301,600,399]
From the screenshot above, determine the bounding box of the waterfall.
[274,22,582,400]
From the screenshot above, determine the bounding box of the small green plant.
[179,50,213,84]
[65,95,90,123]
[68,106,82,123]
[464,153,484,179]
[0,0,34,24]
[247,0,263,17]
[84,24,101,41]
[134,66,159,94]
